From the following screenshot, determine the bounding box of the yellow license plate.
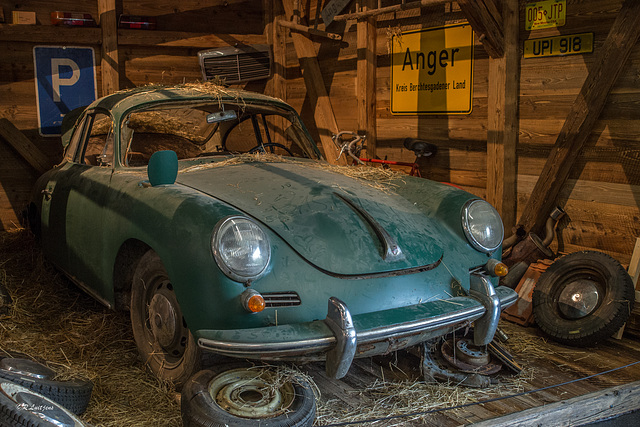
[524,33,593,58]
[525,0,566,30]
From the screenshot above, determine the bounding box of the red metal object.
[51,11,96,26]
[501,259,553,326]
[358,157,421,177]
[118,15,157,30]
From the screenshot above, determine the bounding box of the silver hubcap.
[558,279,600,319]
[149,293,178,349]
[0,358,55,380]
[209,368,295,419]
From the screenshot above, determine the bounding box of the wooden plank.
[469,380,640,427]
[0,118,51,175]
[333,0,446,21]
[117,30,266,48]
[356,0,377,159]
[277,20,342,40]
[518,0,640,235]
[281,0,347,165]
[486,0,518,232]
[0,24,102,44]
[517,174,640,208]
[98,0,119,96]
[457,0,504,58]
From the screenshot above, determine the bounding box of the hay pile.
[0,230,180,426]
[181,152,407,193]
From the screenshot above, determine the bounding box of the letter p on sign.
[34,46,97,136]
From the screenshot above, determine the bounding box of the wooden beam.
[457,0,504,58]
[117,30,266,48]
[486,0,518,232]
[277,20,342,40]
[265,0,287,145]
[333,0,446,21]
[97,0,119,96]
[0,119,51,175]
[356,0,377,159]
[281,0,347,165]
[0,24,102,44]
[469,380,640,426]
[518,0,640,235]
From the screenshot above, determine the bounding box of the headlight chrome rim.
[212,215,271,283]
[461,199,504,254]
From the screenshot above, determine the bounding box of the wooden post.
[356,0,377,159]
[458,0,504,58]
[281,0,347,165]
[486,0,518,232]
[265,0,288,144]
[97,0,119,96]
[518,0,640,235]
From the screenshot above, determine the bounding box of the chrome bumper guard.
[198,276,517,379]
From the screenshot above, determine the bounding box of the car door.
[41,109,116,304]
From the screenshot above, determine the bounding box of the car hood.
[177,161,445,276]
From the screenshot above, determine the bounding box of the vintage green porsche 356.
[28,85,516,390]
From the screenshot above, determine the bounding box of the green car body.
[30,85,516,381]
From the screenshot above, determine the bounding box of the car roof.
[87,84,291,116]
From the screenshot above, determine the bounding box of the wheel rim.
[557,279,601,319]
[0,358,55,380]
[143,278,189,364]
[1,382,82,426]
[208,368,296,419]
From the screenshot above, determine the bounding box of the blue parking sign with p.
[33,46,97,136]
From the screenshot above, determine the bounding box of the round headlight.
[461,200,504,253]
[212,216,271,282]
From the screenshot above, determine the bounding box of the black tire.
[532,251,635,347]
[130,250,200,388]
[0,357,92,415]
[181,364,316,427]
[0,380,88,426]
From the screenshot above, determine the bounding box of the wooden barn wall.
[0,0,638,265]
[283,0,639,264]
[0,0,265,230]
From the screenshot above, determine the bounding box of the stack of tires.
[0,354,92,427]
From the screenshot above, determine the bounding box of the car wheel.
[532,251,635,347]
[181,365,316,427]
[0,381,88,426]
[0,357,92,415]
[130,250,200,388]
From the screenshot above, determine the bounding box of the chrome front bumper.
[198,275,517,379]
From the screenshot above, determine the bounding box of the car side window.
[79,113,114,167]
[64,115,88,162]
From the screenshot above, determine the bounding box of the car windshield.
[120,101,321,167]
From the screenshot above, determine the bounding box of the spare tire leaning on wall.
[532,251,635,347]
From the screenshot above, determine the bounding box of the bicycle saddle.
[403,138,437,158]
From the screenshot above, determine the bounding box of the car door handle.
[41,189,53,201]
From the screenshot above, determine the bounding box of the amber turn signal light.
[485,259,509,277]
[493,262,509,277]
[241,289,265,313]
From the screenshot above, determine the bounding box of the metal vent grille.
[198,45,272,84]
[262,291,301,308]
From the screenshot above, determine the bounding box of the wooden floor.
[304,320,640,426]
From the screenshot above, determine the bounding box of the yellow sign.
[524,33,593,58]
[391,23,474,115]
[525,0,566,30]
